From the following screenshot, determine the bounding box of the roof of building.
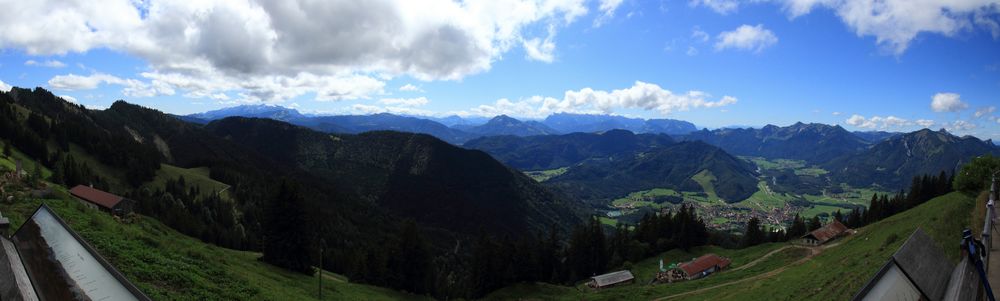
[69,185,124,209]
[678,253,731,276]
[803,219,849,244]
[853,228,956,301]
[591,270,635,287]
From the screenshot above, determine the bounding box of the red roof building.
[801,219,849,245]
[69,185,134,215]
[677,254,731,280]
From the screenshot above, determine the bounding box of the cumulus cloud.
[458,81,738,118]
[48,72,176,98]
[915,119,935,128]
[930,92,969,112]
[832,111,841,116]
[779,0,1000,54]
[845,114,910,129]
[689,0,739,15]
[399,84,424,92]
[975,106,996,118]
[0,80,11,92]
[594,0,625,27]
[378,97,429,107]
[947,120,977,131]
[25,59,67,68]
[3,0,592,103]
[715,24,778,53]
[686,46,700,56]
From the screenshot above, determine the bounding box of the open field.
[524,167,568,182]
[145,164,232,199]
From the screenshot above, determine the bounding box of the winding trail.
[653,241,844,301]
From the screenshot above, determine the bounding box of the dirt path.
[653,243,833,301]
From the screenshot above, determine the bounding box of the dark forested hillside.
[681,122,869,163]
[464,129,674,170]
[545,141,759,204]
[206,117,584,238]
[825,128,999,189]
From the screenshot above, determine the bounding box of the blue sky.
[0,0,998,139]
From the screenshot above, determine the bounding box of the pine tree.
[742,217,765,247]
[260,180,314,275]
[2,142,10,157]
[808,216,822,231]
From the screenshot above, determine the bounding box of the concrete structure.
[801,219,849,246]
[69,185,135,215]
[854,228,978,301]
[676,253,731,280]
[588,270,635,289]
[0,204,149,300]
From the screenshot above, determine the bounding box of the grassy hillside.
[145,164,231,199]
[487,191,975,300]
[0,191,429,300]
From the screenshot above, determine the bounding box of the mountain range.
[680,122,871,164]
[184,105,700,144]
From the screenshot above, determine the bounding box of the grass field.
[690,170,721,202]
[487,191,976,300]
[0,192,429,300]
[524,167,568,182]
[611,188,681,208]
[145,164,232,199]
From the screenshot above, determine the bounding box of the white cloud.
[378,97,429,107]
[780,0,1000,54]
[975,106,996,118]
[399,84,424,92]
[47,72,176,98]
[0,80,11,92]
[48,73,125,90]
[845,114,910,129]
[457,81,738,118]
[1,0,591,102]
[58,95,78,103]
[832,111,841,116]
[691,26,710,42]
[947,120,977,131]
[349,103,436,116]
[594,0,625,27]
[689,0,739,15]
[930,92,969,112]
[25,59,67,68]
[715,24,778,53]
[686,46,700,56]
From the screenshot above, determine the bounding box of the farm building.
[676,253,731,280]
[801,219,849,246]
[69,185,135,216]
[588,270,635,289]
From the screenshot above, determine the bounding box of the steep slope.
[206,117,584,238]
[464,129,675,170]
[682,122,869,163]
[825,129,999,189]
[456,115,560,137]
[545,141,759,204]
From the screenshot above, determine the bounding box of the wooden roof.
[69,185,124,209]
[591,270,634,287]
[678,253,731,276]
[803,219,849,244]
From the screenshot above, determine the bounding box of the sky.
[0,0,998,140]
